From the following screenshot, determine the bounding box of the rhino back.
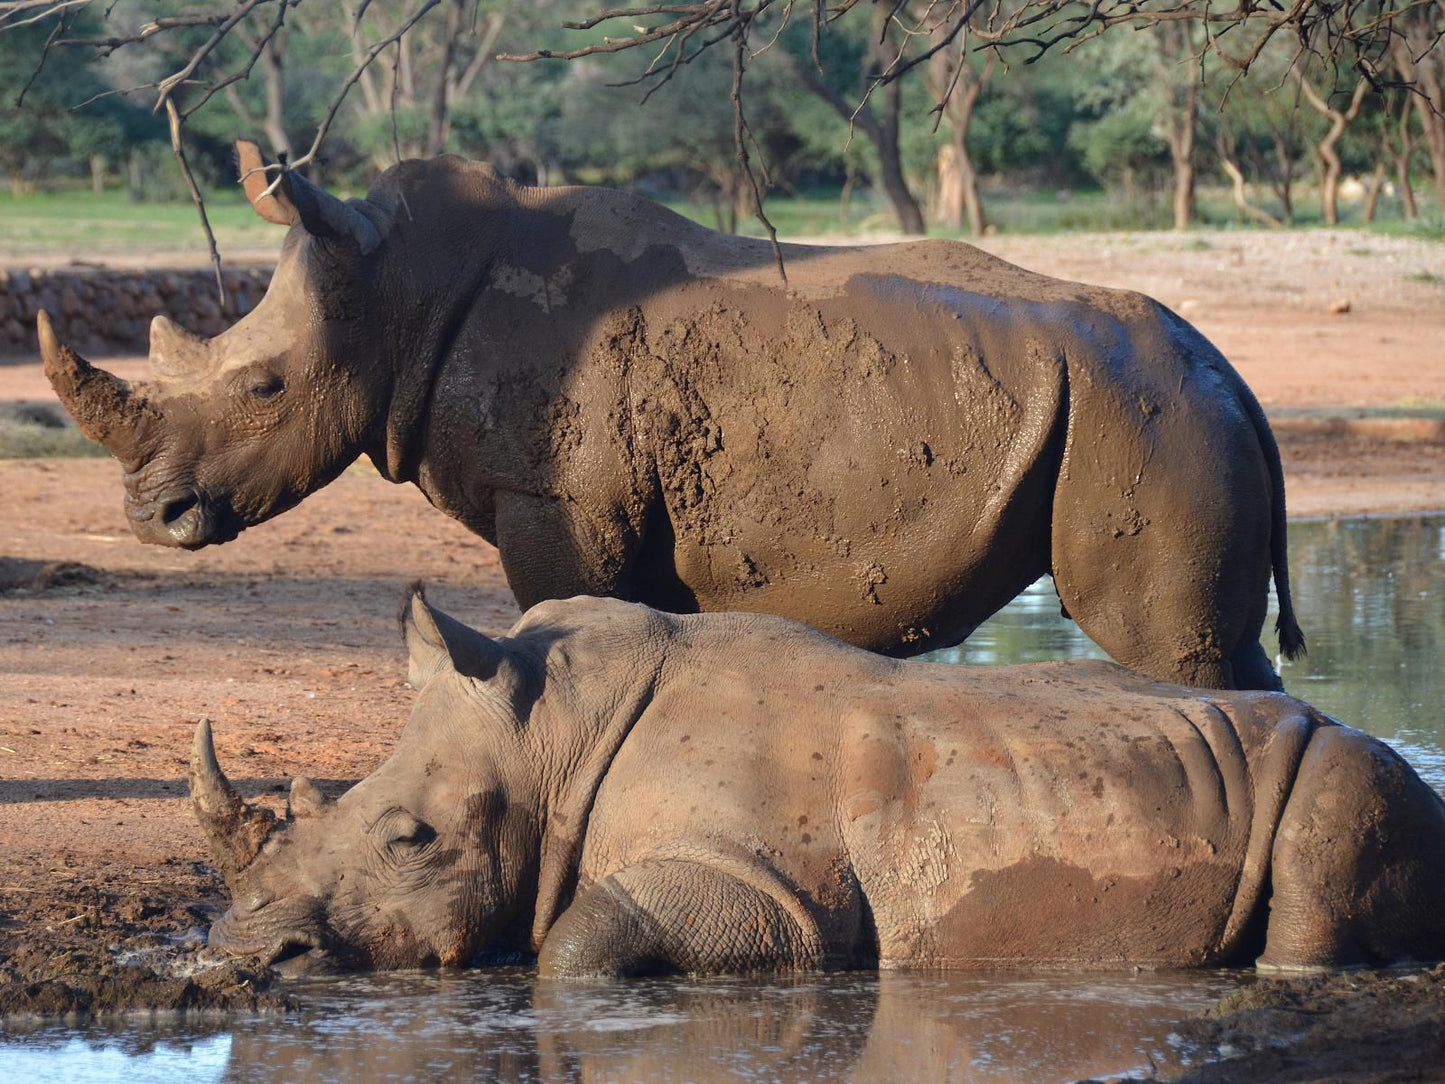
[394,176,1270,657]
[570,615,1320,968]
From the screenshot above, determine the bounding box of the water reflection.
[2,969,1242,1084]
[3,515,1441,1081]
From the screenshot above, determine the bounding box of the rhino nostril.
[160,493,199,526]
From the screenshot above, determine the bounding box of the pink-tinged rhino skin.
[44,141,1303,689]
[191,591,1445,978]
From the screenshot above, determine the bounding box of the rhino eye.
[250,374,285,401]
[390,821,436,849]
[374,808,437,853]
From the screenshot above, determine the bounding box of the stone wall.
[0,266,274,357]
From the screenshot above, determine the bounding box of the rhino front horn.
[190,718,279,884]
[39,310,152,464]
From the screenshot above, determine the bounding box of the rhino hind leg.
[1258,726,1445,971]
[538,859,827,978]
[1229,639,1285,693]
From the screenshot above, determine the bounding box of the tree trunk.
[877,72,926,234]
[787,30,926,236]
[1172,150,1195,231]
[1296,74,1369,227]
[424,0,465,157]
[1157,21,1200,231]
[926,15,993,236]
[89,154,105,195]
[260,36,292,160]
[1387,91,1420,219]
[934,141,985,234]
[1393,12,1445,213]
[1217,130,1282,227]
[1270,142,1295,222]
[1414,94,1445,212]
[1362,159,1388,223]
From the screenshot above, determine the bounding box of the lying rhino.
[43,143,1303,689]
[192,591,1444,977]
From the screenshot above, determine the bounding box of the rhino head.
[192,592,542,974]
[41,141,393,549]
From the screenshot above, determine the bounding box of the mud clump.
[0,558,109,593]
[0,869,291,1021]
[0,956,287,1019]
[1158,965,1445,1082]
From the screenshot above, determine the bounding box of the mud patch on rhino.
[931,856,1241,968]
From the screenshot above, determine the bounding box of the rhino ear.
[235,138,382,255]
[236,139,298,227]
[401,585,507,687]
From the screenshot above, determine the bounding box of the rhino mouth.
[266,935,344,978]
[211,922,350,978]
[125,486,243,549]
[209,900,352,976]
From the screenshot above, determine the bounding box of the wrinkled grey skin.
[45,148,1304,689]
[193,593,1445,978]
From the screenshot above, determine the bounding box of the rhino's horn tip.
[192,716,215,757]
[36,310,60,363]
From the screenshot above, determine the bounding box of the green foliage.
[1,2,1441,236]
[1069,97,1169,188]
[0,16,163,187]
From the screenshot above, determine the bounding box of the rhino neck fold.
[378,251,500,487]
[524,644,669,953]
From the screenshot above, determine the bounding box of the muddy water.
[3,514,1442,1083]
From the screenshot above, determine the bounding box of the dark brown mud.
[1130,966,1445,1083]
[0,863,289,1020]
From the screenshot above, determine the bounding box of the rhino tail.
[1231,367,1306,661]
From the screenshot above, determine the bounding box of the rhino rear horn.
[190,718,279,884]
[39,310,152,465]
[288,777,327,819]
[401,585,508,687]
[148,315,211,380]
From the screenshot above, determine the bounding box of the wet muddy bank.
[0,867,289,1022]
[1154,965,1445,1083]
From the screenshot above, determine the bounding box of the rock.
[1327,298,1352,315]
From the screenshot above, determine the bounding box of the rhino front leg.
[538,859,827,978]
[494,491,640,609]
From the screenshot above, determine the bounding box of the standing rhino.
[192,591,1444,977]
[43,143,1303,688]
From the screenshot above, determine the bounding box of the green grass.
[665,183,1445,239]
[0,419,107,458]
[1405,269,1445,286]
[0,189,282,257]
[3,181,1441,258]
